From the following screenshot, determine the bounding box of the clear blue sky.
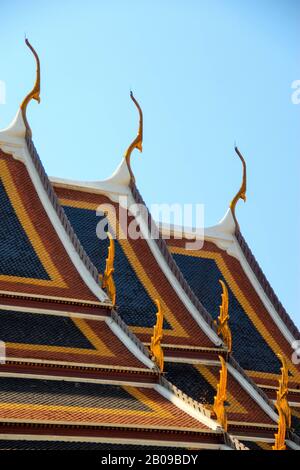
[1,1,299,326]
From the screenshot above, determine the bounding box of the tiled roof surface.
[167,239,300,382]
[0,110,296,448]
[0,150,100,303]
[0,307,146,369]
[171,252,280,373]
[55,186,217,349]
[165,363,215,405]
[0,376,210,431]
[63,206,170,329]
[0,309,93,349]
[0,377,149,411]
[165,363,275,427]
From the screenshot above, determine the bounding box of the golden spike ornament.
[123,91,143,182]
[215,279,232,352]
[229,146,247,227]
[150,299,164,372]
[20,38,41,137]
[213,355,228,431]
[273,406,287,451]
[99,232,116,306]
[272,354,291,450]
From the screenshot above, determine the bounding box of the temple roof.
[0,40,299,449]
[0,111,110,310]
[50,152,300,387]
[0,375,232,449]
[49,165,300,446]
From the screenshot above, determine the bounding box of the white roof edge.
[49,175,223,345]
[154,383,221,431]
[0,108,157,369]
[0,109,109,303]
[106,317,154,369]
[126,193,222,346]
[165,356,279,428]
[50,158,131,198]
[227,363,278,423]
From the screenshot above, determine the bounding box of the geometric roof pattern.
[0,44,299,449]
[55,188,218,349]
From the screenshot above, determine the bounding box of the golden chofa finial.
[99,232,116,306]
[215,280,232,352]
[123,91,143,182]
[20,38,41,137]
[272,354,291,450]
[213,355,228,431]
[229,146,247,227]
[150,299,164,372]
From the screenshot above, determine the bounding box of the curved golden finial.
[123,91,143,182]
[273,354,291,450]
[99,232,116,306]
[213,355,228,431]
[229,146,247,227]
[150,299,164,372]
[20,38,41,136]
[215,280,232,352]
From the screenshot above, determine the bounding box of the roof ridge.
[159,375,249,449]
[130,181,218,334]
[235,228,300,340]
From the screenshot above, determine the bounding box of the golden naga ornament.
[20,38,41,137]
[272,354,291,450]
[213,355,228,431]
[215,279,232,352]
[123,91,143,182]
[99,232,116,306]
[150,299,164,372]
[229,146,247,227]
